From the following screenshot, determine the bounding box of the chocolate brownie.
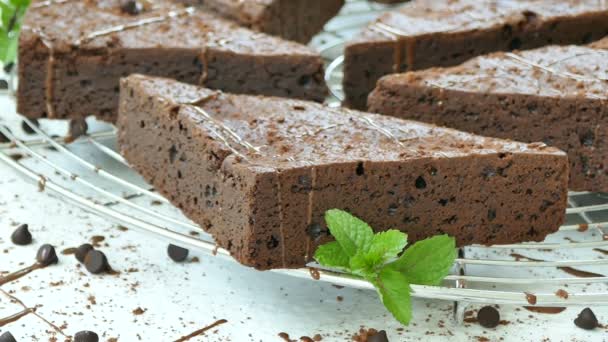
[17,0,327,123]
[181,0,345,43]
[368,44,608,192]
[117,74,569,270]
[343,0,608,109]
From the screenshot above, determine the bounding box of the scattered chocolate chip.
[66,118,88,142]
[0,129,9,143]
[74,331,99,342]
[120,0,142,15]
[0,332,17,342]
[574,308,598,330]
[368,330,389,342]
[36,244,58,266]
[84,250,109,274]
[0,79,8,90]
[21,119,39,134]
[167,244,189,262]
[477,306,500,328]
[10,224,32,245]
[75,243,94,263]
[3,62,14,74]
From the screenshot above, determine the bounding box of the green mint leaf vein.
[324,209,374,257]
[313,209,456,326]
[375,267,412,325]
[386,235,456,286]
[313,241,349,270]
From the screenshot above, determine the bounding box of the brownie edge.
[118,75,569,270]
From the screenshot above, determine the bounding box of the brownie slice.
[368,44,608,192]
[118,74,569,270]
[17,0,327,123]
[344,0,608,109]
[180,0,345,43]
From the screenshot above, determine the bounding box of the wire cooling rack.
[1,0,607,322]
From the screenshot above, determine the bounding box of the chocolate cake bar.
[17,0,328,123]
[183,0,345,43]
[343,0,608,109]
[117,74,569,270]
[368,44,608,192]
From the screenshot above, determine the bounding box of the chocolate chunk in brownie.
[17,0,328,123]
[117,74,568,270]
[368,43,608,192]
[344,0,608,109]
[180,0,345,43]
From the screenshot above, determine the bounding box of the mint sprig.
[0,0,30,65]
[314,209,456,325]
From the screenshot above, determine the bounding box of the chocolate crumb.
[309,267,320,280]
[36,244,58,266]
[65,118,88,143]
[574,308,599,330]
[120,0,142,15]
[132,307,146,315]
[11,224,32,245]
[61,247,77,255]
[278,332,290,342]
[477,306,500,328]
[74,330,99,342]
[555,289,569,299]
[525,292,537,305]
[577,223,589,232]
[167,244,189,262]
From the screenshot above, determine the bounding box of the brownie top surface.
[379,44,608,99]
[352,0,608,44]
[125,75,565,171]
[22,0,315,55]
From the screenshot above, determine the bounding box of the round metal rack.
[0,0,606,323]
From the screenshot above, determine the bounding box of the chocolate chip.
[0,79,8,90]
[574,308,598,330]
[21,118,39,135]
[0,129,9,143]
[415,176,427,189]
[167,244,189,262]
[368,330,389,342]
[75,243,94,263]
[0,332,17,342]
[120,0,142,15]
[74,331,99,342]
[11,224,32,245]
[306,223,323,240]
[477,306,500,328]
[68,118,88,141]
[36,244,58,266]
[84,250,109,274]
[3,62,14,74]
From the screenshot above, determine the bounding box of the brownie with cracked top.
[180,0,345,43]
[344,0,608,109]
[368,43,608,192]
[117,74,569,270]
[17,0,327,122]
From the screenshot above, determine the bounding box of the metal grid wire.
[0,0,607,320]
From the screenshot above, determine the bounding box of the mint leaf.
[374,267,412,325]
[0,0,31,64]
[386,235,456,286]
[313,241,349,270]
[324,209,374,257]
[349,229,407,276]
[366,229,407,266]
[314,210,456,327]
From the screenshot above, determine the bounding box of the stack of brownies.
[17,0,607,270]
